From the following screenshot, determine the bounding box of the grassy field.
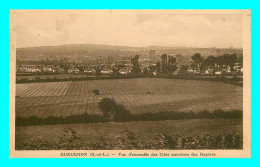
[15,118,242,149]
[15,78,243,118]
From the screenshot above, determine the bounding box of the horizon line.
[16,43,243,50]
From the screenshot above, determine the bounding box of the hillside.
[16,44,243,60]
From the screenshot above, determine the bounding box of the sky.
[12,10,243,48]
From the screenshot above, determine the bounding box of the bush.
[98,98,116,120]
[98,98,132,122]
[113,104,132,122]
[93,89,100,95]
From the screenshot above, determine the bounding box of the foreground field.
[15,119,242,150]
[15,78,243,118]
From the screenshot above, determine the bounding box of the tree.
[215,55,225,69]
[160,54,177,74]
[98,98,117,120]
[191,53,204,72]
[167,56,177,74]
[148,64,156,73]
[201,55,216,70]
[113,104,132,122]
[192,53,204,65]
[180,65,189,72]
[93,89,100,95]
[131,55,141,74]
[156,62,161,73]
[161,54,168,74]
[177,65,190,76]
[237,55,243,65]
[77,65,84,73]
[168,64,177,74]
[111,65,120,76]
[93,65,102,77]
[168,56,176,64]
[60,64,69,73]
[98,98,131,122]
[143,67,149,76]
[226,54,237,69]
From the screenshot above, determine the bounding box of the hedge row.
[16,73,242,87]
[16,109,242,127]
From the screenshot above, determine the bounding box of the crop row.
[15,79,243,118]
[16,94,241,118]
[16,81,72,97]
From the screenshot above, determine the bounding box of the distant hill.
[16,44,243,60]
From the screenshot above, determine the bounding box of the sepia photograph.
[9,10,251,158]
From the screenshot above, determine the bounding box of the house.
[172,65,182,75]
[173,69,180,75]
[119,68,131,75]
[233,63,243,73]
[222,65,231,74]
[68,68,79,74]
[53,66,64,73]
[152,71,158,76]
[187,68,200,74]
[236,66,243,73]
[233,63,243,74]
[43,65,55,72]
[17,65,41,72]
[101,68,113,74]
[187,67,194,73]
[205,68,214,74]
[84,67,96,74]
[215,71,222,75]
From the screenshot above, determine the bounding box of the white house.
[84,68,96,74]
[119,68,130,75]
[43,65,55,72]
[68,68,79,73]
[17,65,42,72]
[101,68,113,74]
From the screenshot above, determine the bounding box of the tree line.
[143,53,242,76]
[191,53,242,72]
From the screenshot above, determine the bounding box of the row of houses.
[203,63,243,75]
[69,67,131,74]
[83,67,131,75]
[16,65,132,75]
[173,63,243,76]
[16,62,243,76]
[16,65,65,73]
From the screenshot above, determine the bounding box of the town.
[16,50,243,80]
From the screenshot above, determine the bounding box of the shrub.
[113,104,132,122]
[98,98,132,122]
[93,89,100,95]
[98,98,116,120]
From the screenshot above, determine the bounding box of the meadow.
[15,119,242,150]
[15,78,243,118]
